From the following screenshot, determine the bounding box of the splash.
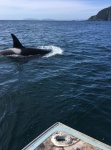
[39,45,63,58]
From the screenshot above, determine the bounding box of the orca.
[0,34,51,56]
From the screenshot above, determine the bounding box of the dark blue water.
[0,21,111,150]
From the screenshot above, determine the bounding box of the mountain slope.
[88,6,111,21]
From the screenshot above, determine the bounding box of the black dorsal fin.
[11,34,25,48]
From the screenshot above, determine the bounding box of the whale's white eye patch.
[8,48,21,54]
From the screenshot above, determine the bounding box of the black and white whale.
[0,34,51,56]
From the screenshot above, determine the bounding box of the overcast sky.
[0,0,111,20]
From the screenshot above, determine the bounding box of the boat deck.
[37,131,101,150]
[22,122,111,150]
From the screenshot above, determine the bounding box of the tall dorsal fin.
[11,34,25,48]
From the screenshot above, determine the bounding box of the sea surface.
[0,21,111,150]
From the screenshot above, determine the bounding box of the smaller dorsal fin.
[11,34,25,48]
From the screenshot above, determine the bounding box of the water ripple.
[0,21,111,149]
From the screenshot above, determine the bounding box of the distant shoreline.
[0,19,111,22]
[0,19,87,21]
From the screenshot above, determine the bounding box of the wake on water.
[39,45,63,58]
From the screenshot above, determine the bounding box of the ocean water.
[0,20,111,150]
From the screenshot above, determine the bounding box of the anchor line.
[74,99,106,124]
